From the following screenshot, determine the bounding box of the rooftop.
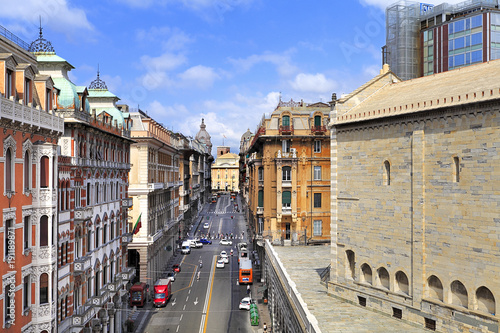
[273,245,426,333]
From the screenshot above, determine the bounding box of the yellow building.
[211,149,239,192]
[246,99,330,244]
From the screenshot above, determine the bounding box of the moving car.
[181,241,190,254]
[239,297,252,310]
[195,241,203,248]
[220,239,233,245]
[166,272,175,282]
[199,238,212,245]
[172,264,181,273]
[153,279,172,308]
[220,251,229,263]
[203,222,210,229]
[216,259,225,268]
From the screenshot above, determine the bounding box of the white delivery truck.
[181,241,191,254]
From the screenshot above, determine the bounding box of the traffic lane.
[205,256,234,332]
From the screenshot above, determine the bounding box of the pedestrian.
[263,323,267,332]
[247,284,251,295]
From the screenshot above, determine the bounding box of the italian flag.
[133,214,142,235]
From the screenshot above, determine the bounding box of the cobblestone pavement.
[273,245,427,333]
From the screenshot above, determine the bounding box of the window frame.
[313,220,322,236]
[313,166,321,180]
[282,166,291,181]
[314,140,321,153]
[313,193,321,208]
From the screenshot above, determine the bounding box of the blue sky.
[2,0,462,153]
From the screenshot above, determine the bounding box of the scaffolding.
[385,1,421,80]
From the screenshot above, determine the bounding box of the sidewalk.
[250,282,272,333]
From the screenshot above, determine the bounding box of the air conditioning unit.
[290,148,297,154]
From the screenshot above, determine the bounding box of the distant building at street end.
[384,0,500,80]
[246,98,331,244]
[329,62,500,332]
[211,148,239,193]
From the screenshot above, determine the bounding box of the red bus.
[238,258,253,284]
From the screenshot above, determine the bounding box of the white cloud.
[229,51,299,77]
[136,26,193,51]
[290,73,338,94]
[178,65,220,89]
[140,53,187,72]
[0,0,93,40]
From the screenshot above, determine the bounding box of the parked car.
[216,259,225,268]
[172,264,181,273]
[239,297,252,310]
[203,222,210,229]
[220,239,233,246]
[199,238,212,245]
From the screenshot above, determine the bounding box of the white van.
[181,241,191,254]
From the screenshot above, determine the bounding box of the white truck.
[181,241,191,254]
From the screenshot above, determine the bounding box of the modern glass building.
[385,0,500,79]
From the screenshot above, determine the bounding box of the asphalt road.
[141,194,254,333]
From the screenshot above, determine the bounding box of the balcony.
[0,95,64,134]
[148,182,164,191]
[121,233,133,244]
[282,180,292,187]
[106,275,122,293]
[74,255,91,274]
[74,207,93,223]
[121,197,133,208]
[257,207,264,215]
[279,125,294,135]
[72,303,95,328]
[121,267,135,281]
[91,288,110,307]
[311,125,327,134]
[282,207,292,215]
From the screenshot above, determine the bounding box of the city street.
[138,194,255,333]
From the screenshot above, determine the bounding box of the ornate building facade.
[33,33,134,331]
[211,150,240,193]
[329,63,500,332]
[246,99,331,244]
[0,27,64,332]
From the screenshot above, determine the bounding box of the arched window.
[395,271,409,295]
[377,267,390,290]
[384,160,391,186]
[40,273,49,304]
[258,167,264,181]
[40,156,49,188]
[476,286,495,315]
[360,263,372,285]
[65,181,70,210]
[282,115,290,127]
[282,166,291,181]
[24,150,31,191]
[5,148,12,191]
[40,215,49,247]
[346,250,355,279]
[60,181,65,211]
[427,275,444,301]
[451,280,468,308]
[95,183,99,204]
[314,115,322,127]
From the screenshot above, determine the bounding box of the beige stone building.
[128,109,182,284]
[211,149,239,193]
[247,99,331,243]
[329,62,500,332]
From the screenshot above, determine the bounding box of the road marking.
[189,289,191,294]
[183,305,186,311]
[199,255,217,333]
[172,298,176,306]
[194,297,198,305]
[180,314,183,321]
[176,325,180,332]
[186,296,189,302]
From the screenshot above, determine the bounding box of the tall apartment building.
[246,99,331,244]
[128,109,183,284]
[0,27,64,332]
[384,0,500,80]
[329,62,500,332]
[238,129,254,204]
[32,30,135,332]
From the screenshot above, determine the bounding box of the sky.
[1,0,464,154]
